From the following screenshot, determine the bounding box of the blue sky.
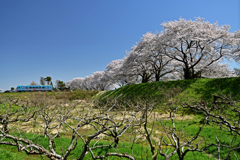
[0,0,240,91]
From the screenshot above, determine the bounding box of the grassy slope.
[97,77,240,102]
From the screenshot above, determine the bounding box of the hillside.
[97,77,240,103]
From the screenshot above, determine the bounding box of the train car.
[16,85,53,92]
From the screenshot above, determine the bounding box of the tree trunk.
[142,72,150,83]
[114,137,119,148]
[183,67,193,79]
[78,143,89,160]
[142,76,148,83]
[3,122,8,134]
[155,73,160,82]
[177,149,184,160]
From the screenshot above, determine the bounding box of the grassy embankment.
[96,77,240,103]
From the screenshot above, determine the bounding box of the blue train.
[16,85,53,92]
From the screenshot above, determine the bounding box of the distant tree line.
[8,76,67,92]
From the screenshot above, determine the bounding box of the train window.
[25,87,28,89]
[30,87,32,89]
[42,87,45,89]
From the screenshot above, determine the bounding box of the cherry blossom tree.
[123,49,153,83]
[106,59,125,86]
[66,71,115,91]
[106,58,139,86]
[159,17,237,79]
[195,62,236,78]
[90,71,114,91]
[111,33,176,84]
[233,30,240,62]
[167,62,236,80]
[134,32,178,82]
[66,77,85,90]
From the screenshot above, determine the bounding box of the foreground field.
[0,78,240,159]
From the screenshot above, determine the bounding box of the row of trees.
[66,71,117,91]
[66,17,240,90]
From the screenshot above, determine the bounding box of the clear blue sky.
[0,0,240,91]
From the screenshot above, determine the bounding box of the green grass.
[0,103,20,112]
[0,89,99,101]
[48,89,99,100]
[152,117,240,160]
[0,131,218,160]
[0,145,44,160]
[96,77,240,103]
